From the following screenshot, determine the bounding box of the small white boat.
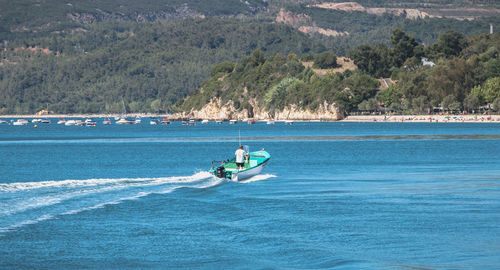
[135,117,142,124]
[65,120,76,126]
[41,119,51,124]
[247,119,255,124]
[182,119,196,126]
[216,120,223,124]
[150,119,159,125]
[31,119,42,123]
[12,119,29,126]
[285,120,294,125]
[266,119,275,125]
[102,119,112,125]
[0,120,8,124]
[201,119,209,124]
[116,118,135,125]
[85,119,96,126]
[57,119,66,124]
[229,120,237,124]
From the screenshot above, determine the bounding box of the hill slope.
[0,19,324,114]
[178,31,500,119]
[0,0,268,36]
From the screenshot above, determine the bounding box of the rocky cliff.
[174,98,344,121]
[275,8,349,37]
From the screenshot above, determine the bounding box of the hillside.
[275,2,500,54]
[176,50,377,120]
[178,30,500,119]
[1,0,499,115]
[0,19,324,114]
[0,0,268,37]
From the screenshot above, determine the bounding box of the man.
[235,145,246,170]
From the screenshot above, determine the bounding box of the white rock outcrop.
[177,98,344,121]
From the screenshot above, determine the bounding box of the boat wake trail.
[239,174,277,183]
[0,172,222,234]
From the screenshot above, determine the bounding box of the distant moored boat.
[161,118,171,125]
[12,119,29,126]
[65,120,76,126]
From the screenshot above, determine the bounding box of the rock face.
[298,26,349,37]
[275,8,310,25]
[311,2,431,20]
[275,8,349,37]
[175,98,344,121]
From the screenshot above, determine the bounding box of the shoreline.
[1,114,500,123]
[342,114,500,123]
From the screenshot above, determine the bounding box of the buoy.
[34,125,38,128]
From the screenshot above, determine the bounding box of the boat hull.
[230,160,268,181]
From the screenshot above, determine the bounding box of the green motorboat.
[210,149,271,181]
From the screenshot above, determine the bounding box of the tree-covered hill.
[178,30,500,117]
[1,0,499,116]
[280,3,500,55]
[0,19,325,114]
[0,0,268,37]
[177,49,380,115]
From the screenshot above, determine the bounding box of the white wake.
[238,174,277,183]
[0,171,222,234]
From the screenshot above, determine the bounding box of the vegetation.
[180,30,500,116]
[313,51,338,69]
[0,19,324,114]
[178,49,380,115]
[284,3,500,55]
[0,0,268,36]
[351,31,500,114]
[1,0,499,115]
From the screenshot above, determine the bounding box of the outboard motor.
[216,166,226,178]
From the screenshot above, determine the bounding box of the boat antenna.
[121,97,126,116]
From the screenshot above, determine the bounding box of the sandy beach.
[342,114,500,123]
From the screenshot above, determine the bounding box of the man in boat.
[235,145,246,170]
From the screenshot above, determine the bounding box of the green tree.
[427,30,467,60]
[264,77,296,111]
[411,96,429,114]
[486,59,500,78]
[470,77,500,105]
[463,94,480,111]
[210,62,235,77]
[491,97,500,112]
[151,99,161,113]
[350,44,391,77]
[391,29,421,67]
[376,84,402,108]
[313,51,338,69]
[441,95,461,112]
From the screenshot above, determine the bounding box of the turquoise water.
[1,121,499,269]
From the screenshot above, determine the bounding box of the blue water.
[1,121,500,269]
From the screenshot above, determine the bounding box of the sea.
[0,120,499,269]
